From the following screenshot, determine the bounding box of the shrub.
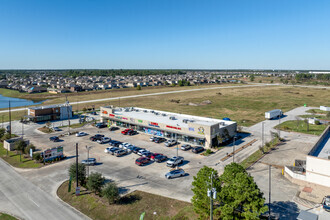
[102,182,120,204]
[315,120,320,125]
[205,149,212,155]
[33,152,42,161]
[69,163,87,186]
[25,144,36,155]
[87,172,105,194]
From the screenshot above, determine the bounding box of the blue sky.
[0,0,329,69]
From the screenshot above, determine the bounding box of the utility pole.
[76,143,79,188]
[207,172,216,220]
[269,165,271,220]
[86,146,92,177]
[233,136,236,163]
[262,122,264,149]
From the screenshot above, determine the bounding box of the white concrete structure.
[320,106,330,111]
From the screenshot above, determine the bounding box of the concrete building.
[27,103,73,122]
[285,126,330,188]
[3,137,29,151]
[100,106,237,148]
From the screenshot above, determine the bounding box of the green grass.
[0,143,42,168]
[241,138,279,169]
[306,109,328,114]
[275,120,328,136]
[0,213,17,220]
[57,180,198,220]
[299,115,330,120]
[60,121,90,129]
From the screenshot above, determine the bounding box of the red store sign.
[109,114,115,117]
[150,122,158,126]
[166,125,181,130]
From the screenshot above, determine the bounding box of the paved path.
[0,84,271,113]
[0,158,89,220]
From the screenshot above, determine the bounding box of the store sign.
[198,127,205,135]
[189,127,195,131]
[122,117,128,120]
[166,125,181,130]
[149,122,160,127]
[109,114,115,117]
[138,119,143,123]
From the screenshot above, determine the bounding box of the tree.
[0,128,5,139]
[217,163,267,219]
[250,75,255,82]
[326,111,330,119]
[87,172,105,194]
[270,80,273,83]
[24,144,36,155]
[102,182,120,204]
[191,166,221,219]
[136,85,142,90]
[15,140,27,155]
[68,163,87,186]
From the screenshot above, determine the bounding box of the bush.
[15,140,27,154]
[69,163,87,186]
[33,152,42,161]
[25,144,36,155]
[0,128,5,139]
[136,85,141,90]
[206,149,212,154]
[87,172,105,194]
[315,120,321,125]
[102,182,120,204]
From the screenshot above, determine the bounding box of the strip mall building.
[100,106,237,148]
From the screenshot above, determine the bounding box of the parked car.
[119,142,130,148]
[49,136,60,142]
[150,136,157,141]
[138,149,149,156]
[109,140,122,147]
[81,158,96,166]
[154,154,168,163]
[165,169,186,179]
[150,153,163,161]
[109,126,119,131]
[104,147,112,153]
[167,156,184,167]
[322,196,330,212]
[128,130,138,136]
[95,123,107,128]
[53,127,61,131]
[114,149,127,157]
[121,129,133,135]
[142,152,152,158]
[132,147,142,154]
[108,147,120,155]
[165,139,177,147]
[135,157,150,166]
[97,137,111,144]
[90,134,104,141]
[154,137,166,143]
[76,131,88,137]
[181,144,191,151]
[192,146,204,154]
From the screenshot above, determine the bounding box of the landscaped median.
[275,120,328,136]
[57,180,197,220]
[0,212,18,220]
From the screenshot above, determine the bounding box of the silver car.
[165,169,185,179]
[114,149,127,157]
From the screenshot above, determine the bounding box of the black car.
[192,146,204,154]
[154,137,166,143]
[95,123,107,128]
[154,154,168,163]
[109,126,119,131]
[112,141,122,147]
[49,136,59,142]
[132,147,143,154]
[90,134,104,141]
[108,147,119,155]
[128,130,138,136]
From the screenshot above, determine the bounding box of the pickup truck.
[167,156,184,167]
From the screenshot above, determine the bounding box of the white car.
[104,147,112,153]
[165,169,185,179]
[137,149,149,156]
[119,142,130,148]
[97,137,111,144]
[76,131,88,137]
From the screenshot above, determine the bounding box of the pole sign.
[30,148,33,158]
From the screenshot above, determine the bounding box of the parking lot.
[25,124,212,202]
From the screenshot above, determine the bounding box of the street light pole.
[269,165,271,220]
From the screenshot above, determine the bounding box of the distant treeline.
[0,69,186,78]
[295,73,330,81]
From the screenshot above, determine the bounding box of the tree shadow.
[118,194,141,205]
[261,201,300,219]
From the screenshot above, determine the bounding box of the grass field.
[275,120,328,136]
[0,213,17,220]
[57,180,198,220]
[0,143,42,168]
[299,114,330,120]
[306,109,329,114]
[1,85,329,127]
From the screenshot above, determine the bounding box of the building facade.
[100,106,237,148]
[28,103,73,122]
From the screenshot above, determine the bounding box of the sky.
[0,0,330,70]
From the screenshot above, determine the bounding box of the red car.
[135,157,150,166]
[150,153,163,161]
[121,129,133,135]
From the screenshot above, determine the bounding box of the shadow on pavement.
[265,201,300,219]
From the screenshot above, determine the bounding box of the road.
[0,158,89,220]
[0,84,272,113]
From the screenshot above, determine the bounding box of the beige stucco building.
[100,106,237,148]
